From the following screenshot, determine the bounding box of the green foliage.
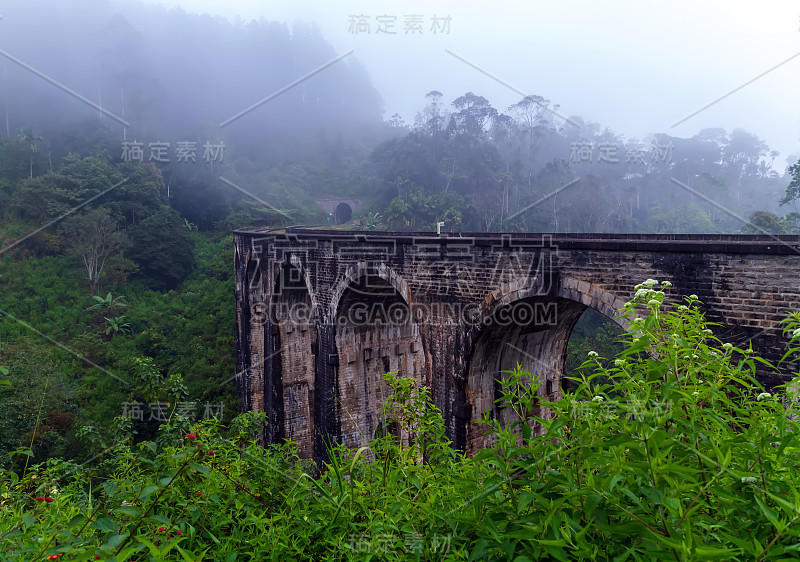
[742,210,787,234]
[4,286,800,559]
[467,281,800,560]
[649,203,716,234]
[385,186,464,231]
[565,308,626,383]
[780,158,800,207]
[87,293,127,313]
[0,233,236,461]
[126,209,196,290]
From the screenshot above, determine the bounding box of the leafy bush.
[2,282,800,560]
[466,280,800,560]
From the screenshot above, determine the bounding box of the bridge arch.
[269,262,318,458]
[331,263,427,449]
[462,276,629,454]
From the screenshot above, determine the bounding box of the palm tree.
[16,126,43,178]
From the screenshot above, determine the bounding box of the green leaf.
[177,545,209,561]
[138,485,160,499]
[114,505,140,517]
[93,517,118,532]
[190,462,210,477]
[693,546,739,559]
[605,433,633,447]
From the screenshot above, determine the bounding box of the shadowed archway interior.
[464,297,588,454]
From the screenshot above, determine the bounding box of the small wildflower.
[207,450,215,455]
[661,281,672,287]
[186,433,197,440]
[592,396,604,402]
[632,338,639,343]
[588,351,598,358]
[176,530,183,535]
[692,391,700,397]
[632,317,643,326]
[757,392,772,401]
[45,496,54,502]
[793,328,800,339]
[642,279,658,287]
[723,343,732,351]
[614,359,625,367]
[740,476,758,484]
[647,299,660,307]
[158,526,165,532]
[678,305,688,312]
[702,329,713,336]
[196,491,202,496]
[36,496,45,501]
[688,294,698,300]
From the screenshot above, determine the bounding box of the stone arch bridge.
[234,228,800,461]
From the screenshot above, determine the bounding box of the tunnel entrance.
[464,297,587,454]
[334,202,353,224]
[272,265,316,459]
[334,274,425,448]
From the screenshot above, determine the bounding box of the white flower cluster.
[628,279,669,309]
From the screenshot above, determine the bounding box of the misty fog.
[0,0,798,234]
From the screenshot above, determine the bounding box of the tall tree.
[61,207,127,295]
[16,127,43,179]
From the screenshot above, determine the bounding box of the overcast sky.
[14,0,800,165]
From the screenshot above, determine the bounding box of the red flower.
[45,496,54,502]
[186,433,196,440]
[36,496,45,501]
[46,555,63,560]
[196,492,202,496]
[207,450,215,455]
[158,526,165,532]
[176,530,182,535]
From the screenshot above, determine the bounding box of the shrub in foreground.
[2,281,800,560]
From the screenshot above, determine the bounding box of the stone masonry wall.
[234,230,800,461]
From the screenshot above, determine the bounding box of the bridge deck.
[233,227,800,255]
